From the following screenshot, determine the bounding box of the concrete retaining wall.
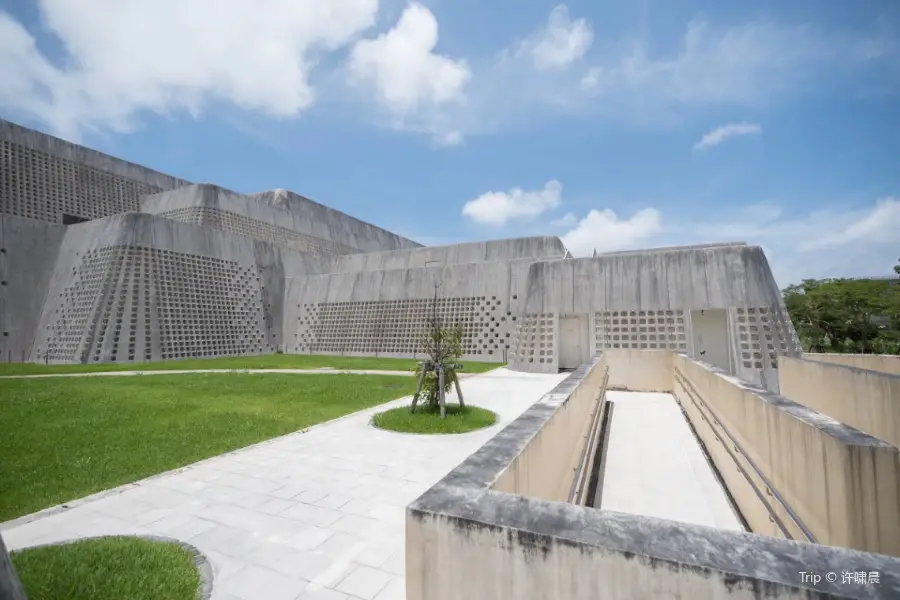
[0,215,67,363]
[805,353,900,376]
[408,358,900,600]
[604,349,672,391]
[493,356,608,501]
[673,354,900,555]
[779,356,900,448]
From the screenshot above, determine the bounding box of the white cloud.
[521,5,593,70]
[560,208,662,255]
[558,197,900,288]
[550,212,578,228]
[348,3,470,114]
[577,19,896,119]
[693,122,762,150]
[463,180,562,226]
[0,0,380,138]
[431,130,464,148]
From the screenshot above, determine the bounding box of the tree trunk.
[0,533,28,600]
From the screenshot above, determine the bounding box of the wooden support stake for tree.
[409,363,428,414]
[452,370,465,408]
[438,364,446,419]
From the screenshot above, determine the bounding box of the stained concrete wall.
[143,185,420,255]
[673,354,900,556]
[509,244,800,386]
[1,118,190,224]
[0,215,67,362]
[493,356,608,501]
[31,213,296,363]
[805,353,900,376]
[408,360,900,600]
[779,357,900,448]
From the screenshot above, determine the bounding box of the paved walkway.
[2,368,567,600]
[0,368,420,379]
[595,391,745,531]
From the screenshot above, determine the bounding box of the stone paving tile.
[3,369,567,600]
[334,565,393,600]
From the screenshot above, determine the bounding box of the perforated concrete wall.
[284,260,533,362]
[509,244,801,385]
[1,119,189,224]
[32,214,278,364]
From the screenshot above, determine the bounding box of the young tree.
[409,282,466,418]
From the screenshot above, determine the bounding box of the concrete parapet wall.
[779,357,900,448]
[673,354,900,555]
[408,358,900,600]
[0,215,67,362]
[604,348,672,391]
[805,353,900,376]
[320,237,566,273]
[493,357,608,501]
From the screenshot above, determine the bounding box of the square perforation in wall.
[157,207,359,255]
[0,141,162,223]
[594,309,686,351]
[292,296,511,357]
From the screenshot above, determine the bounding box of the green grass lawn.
[12,537,201,600]
[0,373,417,521]
[0,354,502,376]
[372,404,497,434]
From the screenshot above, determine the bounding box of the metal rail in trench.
[673,368,816,543]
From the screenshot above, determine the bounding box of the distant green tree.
[894,257,900,276]
[783,274,900,354]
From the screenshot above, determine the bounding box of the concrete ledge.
[804,353,900,376]
[408,355,900,600]
[779,357,900,448]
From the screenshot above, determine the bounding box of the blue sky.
[1,0,898,287]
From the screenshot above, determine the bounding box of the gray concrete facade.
[2,119,797,389]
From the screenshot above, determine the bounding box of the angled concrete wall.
[31,213,291,364]
[0,215,67,363]
[805,352,900,376]
[143,185,420,255]
[779,356,900,448]
[1,118,189,224]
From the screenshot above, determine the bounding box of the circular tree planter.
[372,404,497,434]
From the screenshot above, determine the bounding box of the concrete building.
[0,118,801,389]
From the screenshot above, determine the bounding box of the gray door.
[690,309,732,373]
[559,316,585,369]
